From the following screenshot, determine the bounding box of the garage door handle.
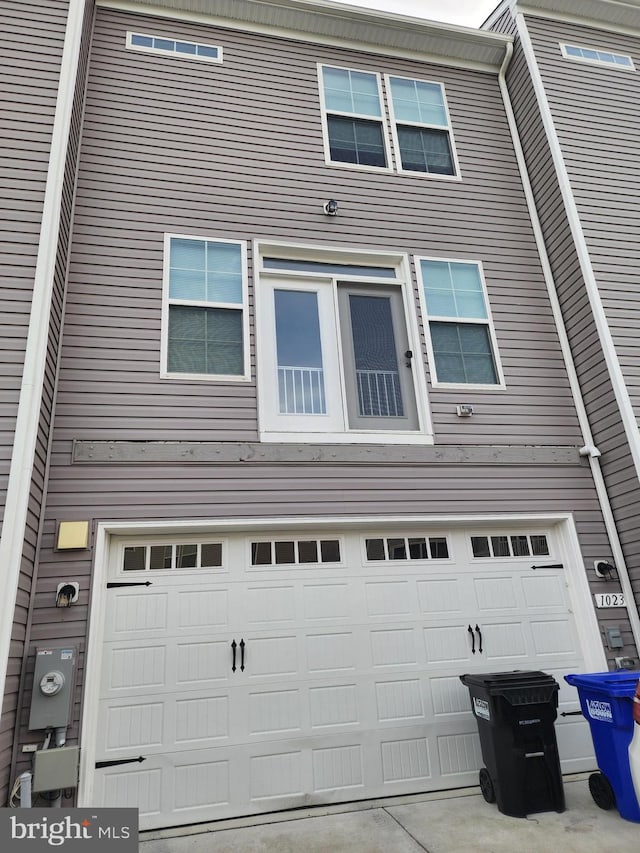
[240,638,245,672]
[475,624,483,654]
[468,624,475,654]
[231,639,237,673]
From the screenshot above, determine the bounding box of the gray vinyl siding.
[58,7,583,449]
[0,0,71,805]
[12,6,632,773]
[522,13,640,604]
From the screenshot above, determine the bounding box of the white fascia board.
[0,1,86,706]
[97,0,512,72]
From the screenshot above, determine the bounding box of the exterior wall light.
[323,199,338,215]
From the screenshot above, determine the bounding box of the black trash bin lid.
[460,670,559,704]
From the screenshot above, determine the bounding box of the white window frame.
[161,233,251,382]
[559,43,635,71]
[416,256,505,390]
[384,74,461,181]
[126,31,223,64]
[317,64,394,174]
[254,240,433,444]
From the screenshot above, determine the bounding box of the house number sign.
[594,593,626,608]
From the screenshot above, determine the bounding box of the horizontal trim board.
[72,440,582,465]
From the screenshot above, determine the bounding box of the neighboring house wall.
[9,5,633,774]
[498,9,640,611]
[0,0,72,804]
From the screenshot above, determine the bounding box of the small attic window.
[560,43,634,70]
[127,32,222,63]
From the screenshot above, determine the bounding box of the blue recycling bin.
[565,671,640,822]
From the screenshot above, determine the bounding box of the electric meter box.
[28,646,77,731]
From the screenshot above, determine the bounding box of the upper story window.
[255,244,433,445]
[162,235,249,381]
[417,258,503,388]
[318,64,458,178]
[560,43,635,70]
[386,76,456,176]
[127,31,223,63]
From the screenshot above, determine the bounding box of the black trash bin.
[459,670,565,818]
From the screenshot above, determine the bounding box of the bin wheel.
[588,772,616,810]
[479,767,496,803]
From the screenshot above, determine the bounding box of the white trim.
[0,0,86,711]
[516,3,640,41]
[559,42,635,70]
[415,255,506,390]
[317,64,393,173]
[516,13,640,485]
[254,240,433,443]
[497,38,640,653]
[78,508,606,807]
[384,74,462,181]
[98,1,510,73]
[126,30,223,63]
[160,233,251,382]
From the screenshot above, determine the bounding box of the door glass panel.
[348,294,404,417]
[274,290,326,415]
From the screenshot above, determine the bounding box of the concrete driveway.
[139,774,639,852]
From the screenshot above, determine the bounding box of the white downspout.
[0,0,86,706]
[497,39,640,655]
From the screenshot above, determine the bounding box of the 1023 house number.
[594,592,626,608]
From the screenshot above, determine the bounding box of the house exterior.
[0,0,639,831]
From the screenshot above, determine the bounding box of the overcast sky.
[330,0,500,28]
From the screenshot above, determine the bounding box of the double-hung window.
[256,247,432,443]
[319,64,458,177]
[386,76,456,175]
[418,258,503,387]
[319,65,390,168]
[162,235,249,380]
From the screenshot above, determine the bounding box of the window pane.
[511,536,530,556]
[154,38,175,52]
[349,294,403,417]
[471,536,490,558]
[298,541,318,563]
[197,45,219,58]
[275,290,326,415]
[327,116,386,167]
[123,546,146,570]
[176,41,197,55]
[176,544,197,568]
[201,543,223,566]
[408,537,429,559]
[252,542,272,565]
[170,238,206,300]
[430,322,497,384]
[206,242,243,303]
[132,34,153,47]
[429,537,449,559]
[366,538,385,560]
[397,126,453,174]
[275,541,295,564]
[168,306,243,375]
[491,536,510,557]
[387,538,407,559]
[320,540,341,562]
[531,535,550,556]
[323,67,381,117]
[150,545,173,569]
[390,77,447,126]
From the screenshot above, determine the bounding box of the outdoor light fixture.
[323,199,338,216]
[594,560,616,580]
[456,404,474,417]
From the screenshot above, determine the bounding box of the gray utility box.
[32,746,80,792]
[28,646,77,731]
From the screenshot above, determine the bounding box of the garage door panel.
[95,525,595,829]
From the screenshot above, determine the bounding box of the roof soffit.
[98,0,511,70]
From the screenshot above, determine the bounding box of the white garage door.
[92,526,594,829]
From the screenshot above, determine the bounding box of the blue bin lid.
[565,671,640,696]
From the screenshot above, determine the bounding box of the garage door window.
[365,535,449,561]
[471,534,550,559]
